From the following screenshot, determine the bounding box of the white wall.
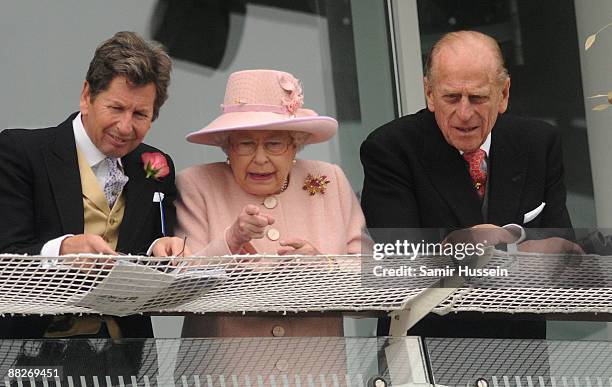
[0,1,338,173]
[565,0,612,342]
[575,0,612,228]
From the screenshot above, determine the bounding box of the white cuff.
[146,238,163,256]
[40,234,74,268]
[502,223,526,244]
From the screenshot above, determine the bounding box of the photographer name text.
[372,265,508,278]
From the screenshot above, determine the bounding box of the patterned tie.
[103,157,129,208]
[463,149,487,199]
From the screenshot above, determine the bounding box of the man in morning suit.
[360,31,575,339]
[0,31,189,377]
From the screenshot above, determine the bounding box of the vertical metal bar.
[384,0,403,117]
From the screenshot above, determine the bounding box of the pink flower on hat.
[279,74,304,115]
[141,152,170,180]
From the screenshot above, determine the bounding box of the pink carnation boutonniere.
[141,152,170,180]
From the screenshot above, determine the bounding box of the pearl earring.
[226,158,231,165]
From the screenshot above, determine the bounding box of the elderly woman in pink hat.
[176,69,368,337]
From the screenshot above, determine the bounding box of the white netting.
[0,254,424,316]
[2,251,611,316]
[433,250,612,315]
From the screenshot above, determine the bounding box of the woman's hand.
[277,238,321,255]
[226,204,275,253]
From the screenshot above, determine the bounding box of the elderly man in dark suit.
[361,30,577,339]
[0,31,188,378]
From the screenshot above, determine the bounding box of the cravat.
[463,149,487,199]
[103,157,129,208]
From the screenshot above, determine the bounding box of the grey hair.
[85,31,172,121]
[424,30,510,86]
[214,130,311,155]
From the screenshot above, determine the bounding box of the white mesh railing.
[433,250,612,315]
[0,254,425,316]
[2,251,612,316]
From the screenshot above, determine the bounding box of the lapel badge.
[302,173,330,196]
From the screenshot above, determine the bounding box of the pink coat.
[175,159,367,337]
[176,159,367,256]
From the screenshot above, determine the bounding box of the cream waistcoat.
[76,148,125,250]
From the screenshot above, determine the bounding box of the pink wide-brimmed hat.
[186,69,338,145]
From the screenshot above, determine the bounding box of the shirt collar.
[72,113,122,167]
[458,132,491,157]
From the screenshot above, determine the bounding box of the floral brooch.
[302,173,330,196]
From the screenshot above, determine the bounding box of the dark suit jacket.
[0,113,177,339]
[360,108,573,339]
[361,108,572,232]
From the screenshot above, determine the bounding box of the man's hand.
[518,237,585,255]
[59,234,116,272]
[151,236,192,257]
[60,234,117,255]
[277,238,321,256]
[226,204,275,253]
[443,224,517,246]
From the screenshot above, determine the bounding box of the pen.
[153,192,166,237]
